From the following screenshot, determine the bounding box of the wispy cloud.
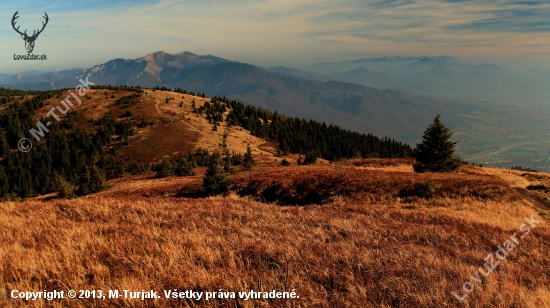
[0,0,549,73]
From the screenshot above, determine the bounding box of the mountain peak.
[140,51,168,65]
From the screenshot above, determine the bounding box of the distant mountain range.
[0,51,461,143]
[0,70,57,83]
[284,57,550,100]
[4,51,548,142]
[302,55,461,75]
[0,74,13,82]
[5,54,548,100]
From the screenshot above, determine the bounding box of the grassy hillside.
[0,87,410,200]
[1,160,548,307]
[1,87,549,307]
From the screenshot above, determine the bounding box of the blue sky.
[1,0,550,73]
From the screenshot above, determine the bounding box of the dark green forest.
[167,86,411,160]
[0,87,411,199]
[0,88,138,199]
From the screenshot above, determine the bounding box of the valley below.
[428,94,550,171]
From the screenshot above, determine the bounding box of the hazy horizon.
[2,50,550,75]
[1,0,550,73]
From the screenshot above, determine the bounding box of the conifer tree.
[173,156,195,176]
[78,165,106,195]
[203,151,230,195]
[0,165,8,199]
[186,151,196,166]
[302,151,318,165]
[413,115,461,172]
[0,131,9,157]
[231,152,243,166]
[89,166,107,193]
[55,174,75,199]
[220,131,233,172]
[243,144,255,170]
[153,159,174,178]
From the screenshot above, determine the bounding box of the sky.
[1,0,550,73]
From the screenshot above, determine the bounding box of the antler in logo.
[12,11,49,54]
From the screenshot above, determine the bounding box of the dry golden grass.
[146,90,280,160]
[0,193,548,308]
[92,173,202,198]
[26,89,279,165]
[232,165,523,205]
[345,158,416,168]
[2,160,550,307]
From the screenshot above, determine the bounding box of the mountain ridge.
[1,51,457,143]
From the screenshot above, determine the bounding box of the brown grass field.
[1,160,549,308]
[2,90,549,307]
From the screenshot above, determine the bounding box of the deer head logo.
[11,11,49,54]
